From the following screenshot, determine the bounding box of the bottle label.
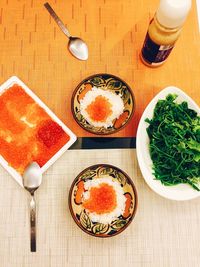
[141,32,174,65]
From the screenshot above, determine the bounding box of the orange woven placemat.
[0,0,199,137]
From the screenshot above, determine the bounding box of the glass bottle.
[141,0,191,67]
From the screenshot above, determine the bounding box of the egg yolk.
[86,96,113,122]
[83,183,117,214]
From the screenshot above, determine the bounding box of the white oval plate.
[136,86,200,201]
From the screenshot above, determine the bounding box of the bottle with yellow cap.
[141,0,191,67]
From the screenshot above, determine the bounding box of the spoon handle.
[44,2,71,38]
[30,195,36,252]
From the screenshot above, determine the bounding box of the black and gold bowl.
[71,74,135,135]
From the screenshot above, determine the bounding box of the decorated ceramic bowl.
[71,74,135,135]
[68,164,138,237]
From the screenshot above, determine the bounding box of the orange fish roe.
[0,84,70,173]
[37,120,66,148]
[83,183,117,214]
[85,95,113,122]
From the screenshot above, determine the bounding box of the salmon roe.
[86,96,112,122]
[83,183,117,214]
[37,120,66,148]
[0,84,70,173]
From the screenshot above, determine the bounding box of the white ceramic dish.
[136,86,200,201]
[0,76,77,187]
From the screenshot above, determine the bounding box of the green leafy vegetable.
[145,94,200,191]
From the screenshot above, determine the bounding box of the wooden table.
[0,1,200,267]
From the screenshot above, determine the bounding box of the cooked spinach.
[145,94,200,191]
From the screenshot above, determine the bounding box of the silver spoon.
[44,2,88,61]
[23,162,42,252]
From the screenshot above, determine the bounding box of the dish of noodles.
[72,74,135,135]
[69,164,138,237]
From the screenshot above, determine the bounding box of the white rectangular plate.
[0,76,77,186]
[136,86,200,201]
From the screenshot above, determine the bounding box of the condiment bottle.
[140,0,191,67]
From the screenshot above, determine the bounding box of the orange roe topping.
[0,84,70,173]
[83,183,117,214]
[86,95,112,122]
[37,120,65,148]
